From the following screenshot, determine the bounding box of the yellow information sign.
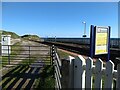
[95,27,108,55]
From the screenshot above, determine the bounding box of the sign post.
[90,25,110,61]
[1,35,11,56]
[90,25,95,58]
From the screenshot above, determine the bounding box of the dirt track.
[0,40,51,89]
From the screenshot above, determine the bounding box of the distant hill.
[21,34,40,41]
[1,30,41,41]
[2,30,20,39]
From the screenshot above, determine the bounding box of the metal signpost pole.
[8,45,10,65]
[107,26,111,61]
[90,25,95,58]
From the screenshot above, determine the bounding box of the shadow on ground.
[1,65,54,89]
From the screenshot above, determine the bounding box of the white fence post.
[85,57,93,89]
[68,56,75,88]
[104,60,114,89]
[116,63,120,89]
[66,55,118,89]
[94,58,103,88]
[74,55,86,88]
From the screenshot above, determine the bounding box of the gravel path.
[0,40,50,75]
[0,40,51,89]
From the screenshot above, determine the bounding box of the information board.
[1,35,11,56]
[95,26,109,55]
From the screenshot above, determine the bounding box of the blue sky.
[2,2,118,38]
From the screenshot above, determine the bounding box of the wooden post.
[116,59,120,89]
[61,59,70,88]
[52,45,55,65]
[8,45,10,65]
[94,58,103,88]
[73,55,86,88]
[104,60,114,89]
[68,56,75,88]
[85,57,93,89]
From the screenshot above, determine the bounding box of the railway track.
[42,41,119,61]
[30,40,120,66]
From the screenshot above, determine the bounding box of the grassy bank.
[2,30,20,39]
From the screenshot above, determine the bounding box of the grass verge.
[57,49,75,59]
[34,65,55,89]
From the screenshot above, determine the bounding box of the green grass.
[21,34,40,41]
[91,73,116,89]
[0,30,2,41]
[19,54,51,65]
[11,43,22,54]
[1,65,29,89]
[34,65,55,89]
[57,50,75,59]
[2,42,51,66]
[1,40,54,88]
[2,30,20,39]
[2,42,23,66]
[0,57,2,69]
[20,56,36,65]
[1,65,54,89]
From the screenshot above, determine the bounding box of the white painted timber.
[68,56,75,88]
[55,54,118,89]
[73,55,86,88]
[104,60,114,89]
[94,58,103,88]
[85,57,93,89]
[55,52,61,67]
[116,64,120,90]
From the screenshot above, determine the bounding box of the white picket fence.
[52,46,62,90]
[68,55,120,89]
[54,51,62,90]
[52,45,120,89]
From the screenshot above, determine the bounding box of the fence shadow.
[1,65,42,89]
